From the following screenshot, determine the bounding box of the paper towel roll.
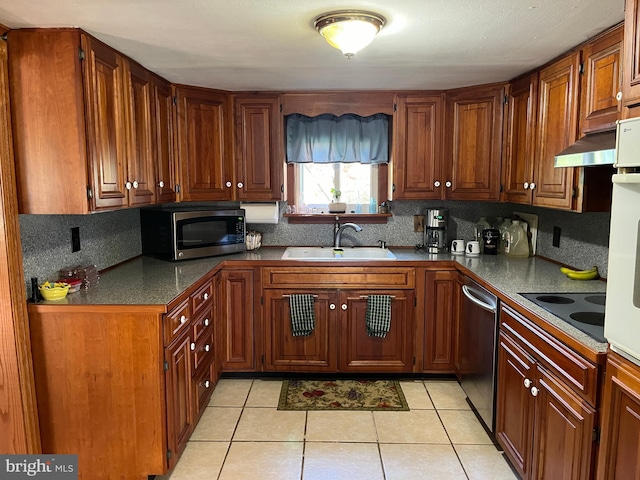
[240,202,279,224]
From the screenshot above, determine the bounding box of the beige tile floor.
[156,378,518,480]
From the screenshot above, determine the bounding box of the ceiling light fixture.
[314,11,385,59]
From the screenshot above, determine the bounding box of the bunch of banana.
[560,265,599,280]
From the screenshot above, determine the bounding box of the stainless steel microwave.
[140,208,246,261]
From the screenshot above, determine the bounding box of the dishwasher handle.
[462,285,497,313]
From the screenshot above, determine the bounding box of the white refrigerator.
[604,117,640,365]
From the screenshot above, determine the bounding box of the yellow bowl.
[39,282,70,301]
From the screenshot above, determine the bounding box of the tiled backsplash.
[19,200,611,296]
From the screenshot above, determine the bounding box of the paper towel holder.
[239,202,279,224]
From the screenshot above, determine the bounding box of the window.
[294,162,379,213]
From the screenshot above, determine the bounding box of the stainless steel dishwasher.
[458,276,499,434]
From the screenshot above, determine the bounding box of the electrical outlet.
[413,215,425,232]
[553,226,561,248]
[71,227,81,252]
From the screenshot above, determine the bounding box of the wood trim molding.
[0,39,41,453]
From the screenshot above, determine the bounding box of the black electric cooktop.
[519,292,606,343]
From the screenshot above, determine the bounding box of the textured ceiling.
[0,0,624,91]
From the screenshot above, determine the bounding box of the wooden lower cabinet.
[218,268,256,371]
[263,288,413,373]
[496,304,597,480]
[596,350,640,479]
[261,266,416,373]
[423,269,457,372]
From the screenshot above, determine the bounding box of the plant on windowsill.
[328,188,346,213]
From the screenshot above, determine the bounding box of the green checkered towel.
[366,295,392,338]
[289,294,316,336]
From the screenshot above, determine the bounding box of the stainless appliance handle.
[462,285,497,313]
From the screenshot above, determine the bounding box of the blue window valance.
[286,113,389,164]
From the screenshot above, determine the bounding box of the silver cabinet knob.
[132,181,139,189]
[125,181,132,190]
[203,292,209,301]
[531,386,539,397]
[524,378,531,388]
[225,181,232,188]
[529,183,536,190]
[434,181,441,187]
[523,182,529,190]
[204,344,210,352]
[158,181,165,188]
[190,342,196,351]
[180,315,187,324]
[204,380,210,388]
[341,304,347,310]
[445,181,452,188]
[204,318,210,327]
[237,182,244,188]
[329,303,336,310]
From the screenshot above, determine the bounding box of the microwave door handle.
[462,285,497,313]
[612,173,640,184]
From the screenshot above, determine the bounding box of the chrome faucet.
[334,222,363,248]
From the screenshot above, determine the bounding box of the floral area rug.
[277,379,409,411]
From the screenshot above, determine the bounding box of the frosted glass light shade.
[315,12,385,59]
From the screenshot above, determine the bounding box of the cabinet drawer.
[192,330,215,374]
[192,307,213,343]
[164,299,190,345]
[262,267,415,289]
[192,280,213,316]
[193,359,217,420]
[500,303,598,405]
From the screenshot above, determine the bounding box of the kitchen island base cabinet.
[596,351,640,479]
[496,304,597,480]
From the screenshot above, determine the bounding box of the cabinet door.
[124,60,156,206]
[580,25,623,135]
[391,95,444,199]
[234,94,284,200]
[533,52,580,210]
[444,84,504,201]
[81,35,128,210]
[339,290,413,373]
[623,0,640,118]
[495,331,536,480]
[531,366,596,480]
[152,75,177,203]
[165,333,193,471]
[503,74,537,205]
[175,86,232,201]
[423,270,455,372]
[596,351,640,480]
[263,290,337,372]
[219,269,255,371]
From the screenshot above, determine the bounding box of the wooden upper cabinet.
[234,94,284,201]
[533,52,581,210]
[503,73,538,205]
[151,75,178,204]
[444,84,505,201]
[175,85,233,201]
[81,35,130,210]
[123,60,156,206]
[391,94,444,200]
[580,24,624,135]
[623,0,640,118]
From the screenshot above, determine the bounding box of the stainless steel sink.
[281,246,396,260]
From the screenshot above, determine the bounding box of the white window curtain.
[286,113,389,164]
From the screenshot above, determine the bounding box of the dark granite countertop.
[42,246,607,353]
